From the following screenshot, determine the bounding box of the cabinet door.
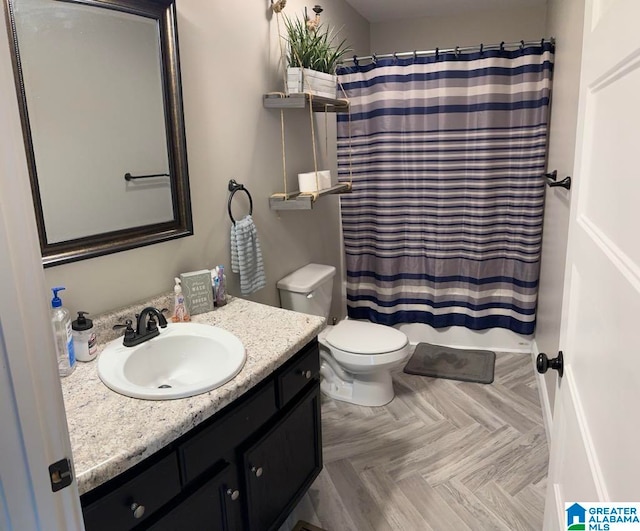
[243,383,322,531]
[148,463,242,531]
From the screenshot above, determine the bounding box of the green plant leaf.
[282,13,352,74]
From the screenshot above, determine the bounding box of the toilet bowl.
[277,264,411,407]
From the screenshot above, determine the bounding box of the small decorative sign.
[179,270,214,315]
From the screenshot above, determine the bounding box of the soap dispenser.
[72,311,97,362]
[50,287,76,376]
[172,277,190,322]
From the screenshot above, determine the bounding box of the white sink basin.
[98,322,246,400]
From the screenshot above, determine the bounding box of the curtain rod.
[343,37,556,64]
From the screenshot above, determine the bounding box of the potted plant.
[282,5,351,99]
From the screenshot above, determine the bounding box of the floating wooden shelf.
[263,93,350,113]
[269,182,352,211]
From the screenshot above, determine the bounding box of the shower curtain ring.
[455,46,460,58]
[434,48,438,59]
[520,40,525,50]
[372,53,377,64]
[480,43,484,55]
[352,55,359,66]
[500,41,505,51]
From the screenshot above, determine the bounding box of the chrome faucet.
[113,307,168,347]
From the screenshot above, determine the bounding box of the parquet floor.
[282,352,549,531]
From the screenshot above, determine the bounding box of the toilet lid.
[326,321,408,355]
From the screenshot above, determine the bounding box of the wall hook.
[544,170,572,190]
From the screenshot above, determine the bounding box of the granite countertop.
[61,295,325,495]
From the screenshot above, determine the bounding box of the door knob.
[536,351,564,378]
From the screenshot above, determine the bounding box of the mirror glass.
[7,0,192,267]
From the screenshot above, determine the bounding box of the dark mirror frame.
[5,0,193,267]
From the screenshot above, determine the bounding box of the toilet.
[277,263,411,407]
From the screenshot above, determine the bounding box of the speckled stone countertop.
[60,294,325,495]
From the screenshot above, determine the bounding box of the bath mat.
[292,521,327,531]
[403,343,495,384]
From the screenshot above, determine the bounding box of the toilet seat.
[325,320,408,355]
[324,320,409,369]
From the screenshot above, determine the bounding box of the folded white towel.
[230,214,266,295]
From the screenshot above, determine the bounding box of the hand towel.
[230,214,266,295]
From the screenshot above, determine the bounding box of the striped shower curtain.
[336,42,554,335]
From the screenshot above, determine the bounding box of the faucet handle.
[146,315,158,333]
[113,319,136,343]
[112,319,133,331]
[158,308,169,328]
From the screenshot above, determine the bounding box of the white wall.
[370,5,547,54]
[536,0,585,412]
[39,0,369,322]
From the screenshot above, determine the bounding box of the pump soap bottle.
[72,312,97,362]
[172,277,190,322]
[50,287,76,377]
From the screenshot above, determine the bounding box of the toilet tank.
[277,263,336,318]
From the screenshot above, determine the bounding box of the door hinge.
[49,458,73,492]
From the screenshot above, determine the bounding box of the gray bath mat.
[403,343,495,384]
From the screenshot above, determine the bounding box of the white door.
[0,10,84,530]
[544,0,640,528]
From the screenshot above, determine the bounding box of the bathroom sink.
[98,322,246,400]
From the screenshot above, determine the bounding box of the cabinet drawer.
[277,341,319,408]
[179,380,277,484]
[82,453,180,531]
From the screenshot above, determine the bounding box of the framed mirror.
[5,0,193,267]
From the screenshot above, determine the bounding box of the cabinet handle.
[251,466,263,478]
[300,369,312,379]
[130,502,145,519]
[226,488,240,501]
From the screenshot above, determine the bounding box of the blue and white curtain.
[336,42,554,335]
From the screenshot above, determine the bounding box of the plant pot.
[287,67,337,99]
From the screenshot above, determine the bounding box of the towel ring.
[228,179,253,225]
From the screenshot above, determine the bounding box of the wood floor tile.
[385,423,487,481]
[476,480,541,531]
[305,469,359,531]
[433,479,512,531]
[323,417,429,464]
[396,373,476,429]
[360,467,434,531]
[294,350,549,531]
[456,426,547,492]
[492,435,550,495]
[325,460,394,531]
[397,473,472,531]
[347,420,456,474]
[455,382,540,433]
[516,484,547,516]
[422,425,521,486]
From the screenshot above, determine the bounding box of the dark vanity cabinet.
[244,385,321,530]
[80,339,321,531]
